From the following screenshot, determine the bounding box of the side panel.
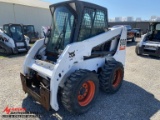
[59,58,105,87]
[0,30,15,48]
[49,27,127,110]
[113,27,127,66]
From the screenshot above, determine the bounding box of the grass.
[0,55,6,59]
[29,43,34,47]
[30,43,34,47]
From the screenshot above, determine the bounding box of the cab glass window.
[78,8,106,41]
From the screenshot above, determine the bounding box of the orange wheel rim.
[112,69,122,88]
[78,80,95,106]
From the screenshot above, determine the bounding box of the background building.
[0,0,51,34]
[136,17,142,21]
[156,17,160,21]
[115,17,123,22]
[150,16,157,21]
[126,17,134,21]
[109,18,115,22]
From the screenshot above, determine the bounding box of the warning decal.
[119,39,126,50]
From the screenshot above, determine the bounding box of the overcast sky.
[42,0,160,20]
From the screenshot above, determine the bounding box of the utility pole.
[13,3,16,23]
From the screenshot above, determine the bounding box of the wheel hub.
[78,80,95,106]
[112,69,122,88]
[79,87,87,95]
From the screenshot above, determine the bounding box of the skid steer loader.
[23,25,39,43]
[0,24,30,55]
[20,1,127,114]
[136,22,160,57]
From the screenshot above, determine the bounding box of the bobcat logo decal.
[68,51,75,60]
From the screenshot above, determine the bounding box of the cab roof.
[49,0,107,12]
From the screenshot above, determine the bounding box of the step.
[28,60,54,78]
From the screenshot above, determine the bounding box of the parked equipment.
[136,22,160,57]
[132,28,142,37]
[20,1,127,114]
[23,25,39,43]
[0,24,30,55]
[113,25,136,42]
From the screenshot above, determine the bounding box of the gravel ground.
[0,38,160,120]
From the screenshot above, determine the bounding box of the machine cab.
[3,24,25,42]
[46,1,108,60]
[3,24,29,52]
[23,25,38,42]
[23,25,35,35]
[146,22,160,42]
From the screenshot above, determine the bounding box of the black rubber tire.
[61,69,99,114]
[99,61,124,94]
[135,44,141,55]
[0,42,12,55]
[132,36,136,42]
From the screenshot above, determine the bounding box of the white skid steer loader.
[0,24,30,55]
[136,22,160,57]
[20,1,127,114]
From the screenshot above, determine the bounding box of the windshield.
[24,26,34,34]
[10,26,23,41]
[47,6,75,52]
[24,25,35,38]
